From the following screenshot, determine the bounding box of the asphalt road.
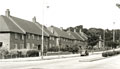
[0,54,120,69]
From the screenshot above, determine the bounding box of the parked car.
[80,50,89,56]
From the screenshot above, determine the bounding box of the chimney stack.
[5,9,10,17]
[60,27,63,31]
[74,28,77,32]
[79,29,82,33]
[32,16,36,23]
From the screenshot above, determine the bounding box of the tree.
[106,41,119,49]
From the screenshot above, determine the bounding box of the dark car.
[80,50,89,56]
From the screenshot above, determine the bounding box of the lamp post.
[113,22,115,42]
[41,0,50,59]
[41,0,45,60]
[103,29,106,51]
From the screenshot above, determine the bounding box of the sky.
[0,0,120,29]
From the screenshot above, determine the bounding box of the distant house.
[48,26,75,50]
[75,29,88,48]
[67,29,87,49]
[0,9,49,51]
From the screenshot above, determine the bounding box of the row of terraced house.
[0,9,88,52]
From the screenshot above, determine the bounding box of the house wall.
[48,36,57,48]
[59,38,74,48]
[0,33,10,50]
[10,33,24,50]
[25,33,49,50]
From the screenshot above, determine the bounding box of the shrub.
[26,49,39,57]
[9,50,19,58]
[19,49,29,57]
[102,52,108,57]
[0,46,9,59]
[48,46,59,52]
[102,50,120,57]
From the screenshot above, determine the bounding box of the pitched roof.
[9,16,43,35]
[77,32,88,41]
[0,15,24,33]
[69,31,85,41]
[34,22,55,37]
[49,26,74,39]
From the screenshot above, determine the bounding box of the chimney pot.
[32,16,36,23]
[5,9,10,17]
[60,27,63,31]
[74,29,76,32]
[79,29,82,33]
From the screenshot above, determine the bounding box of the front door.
[38,45,41,50]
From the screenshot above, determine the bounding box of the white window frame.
[15,33,18,39]
[27,43,30,49]
[14,44,18,49]
[21,35,24,40]
[32,34,35,39]
[28,34,31,39]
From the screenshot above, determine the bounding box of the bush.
[102,50,120,57]
[102,52,108,57]
[9,50,19,58]
[48,46,59,52]
[26,49,39,57]
[0,47,9,59]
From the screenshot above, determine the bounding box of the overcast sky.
[0,0,120,29]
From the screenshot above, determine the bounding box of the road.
[0,54,120,69]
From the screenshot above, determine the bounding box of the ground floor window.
[27,43,30,49]
[20,44,24,49]
[14,44,18,49]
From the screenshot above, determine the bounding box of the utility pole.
[41,0,45,60]
[113,22,115,42]
[41,0,50,59]
[103,29,105,50]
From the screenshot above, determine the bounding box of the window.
[50,37,52,40]
[20,44,24,49]
[32,43,35,49]
[39,36,41,40]
[27,43,30,49]
[15,33,18,39]
[22,35,24,40]
[27,34,30,39]
[32,34,35,39]
[49,44,51,48]
[14,44,18,49]
[37,35,41,40]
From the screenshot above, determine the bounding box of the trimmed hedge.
[27,49,39,57]
[4,49,39,59]
[102,50,120,57]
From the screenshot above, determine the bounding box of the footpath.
[0,52,102,62]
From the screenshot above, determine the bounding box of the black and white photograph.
[0,0,120,69]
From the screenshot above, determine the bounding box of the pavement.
[0,52,102,62]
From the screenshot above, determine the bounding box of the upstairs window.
[22,35,24,40]
[14,44,18,49]
[32,34,35,39]
[15,33,18,39]
[27,34,31,39]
